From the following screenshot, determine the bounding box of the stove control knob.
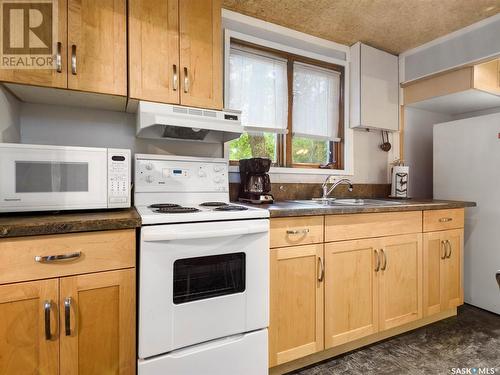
[145,175,154,183]
[213,165,224,172]
[198,169,207,177]
[145,163,153,171]
[213,177,223,184]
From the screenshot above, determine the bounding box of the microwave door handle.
[142,223,269,242]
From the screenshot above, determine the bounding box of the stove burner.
[214,205,249,212]
[154,207,200,213]
[200,202,229,207]
[149,203,181,209]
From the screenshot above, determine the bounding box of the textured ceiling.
[222,0,500,54]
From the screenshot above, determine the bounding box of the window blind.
[228,45,288,134]
[292,62,341,141]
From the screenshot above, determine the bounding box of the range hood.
[136,101,243,143]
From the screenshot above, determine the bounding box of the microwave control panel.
[107,149,131,207]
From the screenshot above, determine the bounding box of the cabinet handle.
[71,45,77,75]
[286,228,310,235]
[374,249,380,272]
[56,42,62,73]
[35,251,81,263]
[440,240,447,259]
[380,249,387,271]
[439,217,453,223]
[446,240,452,259]
[173,64,178,91]
[64,297,72,336]
[183,67,189,93]
[317,257,324,282]
[44,300,53,340]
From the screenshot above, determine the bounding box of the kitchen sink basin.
[291,198,405,206]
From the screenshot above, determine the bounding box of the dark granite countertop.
[243,199,476,218]
[0,208,141,238]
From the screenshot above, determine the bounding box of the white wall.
[404,108,452,198]
[0,86,21,142]
[20,103,223,158]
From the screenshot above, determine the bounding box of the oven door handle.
[142,223,269,242]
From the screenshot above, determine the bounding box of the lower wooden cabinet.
[378,234,423,330]
[324,238,379,348]
[0,269,135,375]
[324,234,422,349]
[269,244,324,367]
[60,269,136,375]
[423,229,464,316]
[0,279,59,375]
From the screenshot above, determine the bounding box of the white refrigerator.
[434,111,500,314]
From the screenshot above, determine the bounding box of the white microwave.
[0,143,131,212]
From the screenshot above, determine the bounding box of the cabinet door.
[441,229,463,310]
[129,0,180,103]
[0,0,67,88]
[423,231,443,316]
[379,234,422,331]
[324,239,379,348]
[179,0,223,109]
[60,269,135,375]
[0,279,59,375]
[67,0,126,95]
[269,244,324,367]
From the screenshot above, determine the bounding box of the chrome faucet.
[322,176,353,199]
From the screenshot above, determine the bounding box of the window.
[228,40,344,169]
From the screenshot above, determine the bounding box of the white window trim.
[222,16,354,178]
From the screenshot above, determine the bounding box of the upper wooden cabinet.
[0,0,126,96]
[350,42,399,131]
[129,0,180,103]
[0,279,59,375]
[0,0,68,88]
[67,0,127,95]
[129,0,223,109]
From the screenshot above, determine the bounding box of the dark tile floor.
[290,305,500,375]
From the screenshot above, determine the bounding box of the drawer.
[423,209,464,232]
[270,216,324,248]
[325,211,422,242]
[0,229,135,284]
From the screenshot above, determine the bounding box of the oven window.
[15,161,89,193]
[173,253,246,304]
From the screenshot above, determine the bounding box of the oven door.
[0,145,108,212]
[139,219,269,359]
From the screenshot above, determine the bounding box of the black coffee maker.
[238,158,274,204]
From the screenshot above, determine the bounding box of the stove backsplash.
[230,183,391,202]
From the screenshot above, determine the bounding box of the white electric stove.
[135,153,269,375]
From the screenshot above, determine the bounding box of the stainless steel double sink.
[289,198,406,206]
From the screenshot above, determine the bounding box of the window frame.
[227,38,345,170]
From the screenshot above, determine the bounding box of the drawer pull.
[44,301,53,340]
[439,217,453,223]
[317,257,324,282]
[286,228,310,235]
[35,251,81,263]
[374,249,380,272]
